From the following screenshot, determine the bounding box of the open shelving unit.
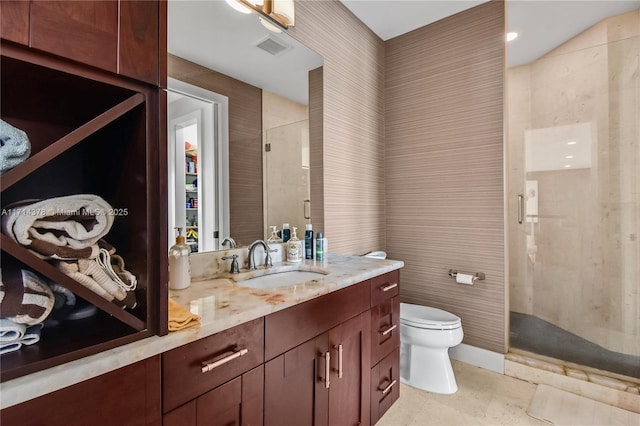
[0,43,166,381]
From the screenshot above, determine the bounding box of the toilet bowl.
[400,302,463,394]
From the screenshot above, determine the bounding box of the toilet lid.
[400,303,462,330]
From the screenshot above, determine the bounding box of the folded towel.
[0,318,25,342]
[54,257,136,309]
[1,195,115,260]
[0,320,43,356]
[168,299,200,332]
[0,267,54,325]
[96,248,137,292]
[0,119,31,174]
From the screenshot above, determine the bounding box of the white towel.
[0,318,26,342]
[0,319,43,355]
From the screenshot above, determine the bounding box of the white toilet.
[400,302,464,394]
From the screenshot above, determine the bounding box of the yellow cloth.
[168,299,200,331]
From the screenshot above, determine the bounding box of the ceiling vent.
[255,36,291,56]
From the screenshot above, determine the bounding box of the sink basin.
[234,269,328,290]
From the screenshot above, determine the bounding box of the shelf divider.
[1,93,145,192]
[1,234,146,331]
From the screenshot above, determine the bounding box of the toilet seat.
[400,303,462,330]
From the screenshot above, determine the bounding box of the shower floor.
[509,312,640,379]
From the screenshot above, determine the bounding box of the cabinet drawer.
[371,295,400,366]
[370,348,400,425]
[162,317,264,413]
[265,280,370,360]
[371,270,399,307]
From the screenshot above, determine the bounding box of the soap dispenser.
[169,227,191,290]
[267,226,282,244]
[287,226,303,263]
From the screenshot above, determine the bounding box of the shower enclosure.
[507,4,639,379]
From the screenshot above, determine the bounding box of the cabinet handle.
[325,351,331,389]
[201,348,248,373]
[334,344,343,379]
[380,282,398,292]
[380,324,397,336]
[381,379,397,395]
[518,194,524,224]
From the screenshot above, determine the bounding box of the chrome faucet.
[221,237,237,249]
[247,240,277,270]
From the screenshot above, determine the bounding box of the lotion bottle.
[287,226,303,263]
[169,227,191,290]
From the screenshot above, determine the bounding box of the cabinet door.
[119,0,159,85]
[163,365,263,426]
[371,295,400,366]
[370,348,400,425]
[30,1,118,72]
[328,313,371,426]
[264,335,329,426]
[0,1,29,45]
[0,356,161,426]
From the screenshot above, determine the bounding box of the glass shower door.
[507,5,639,378]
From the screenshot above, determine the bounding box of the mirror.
[167,0,323,251]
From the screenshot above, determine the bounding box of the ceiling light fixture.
[226,0,295,31]
[506,31,519,42]
[564,165,572,168]
[567,141,577,145]
[565,155,574,159]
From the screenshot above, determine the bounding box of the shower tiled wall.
[508,9,640,356]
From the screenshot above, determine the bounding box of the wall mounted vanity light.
[225,0,295,32]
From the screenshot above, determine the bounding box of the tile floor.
[378,360,547,426]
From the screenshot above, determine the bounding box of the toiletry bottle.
[287,227,303,263]
[282,223,291,242]
[267,226,282,244]
[305,224,313,259]
[169,227,191,290]
[315,231,327,261]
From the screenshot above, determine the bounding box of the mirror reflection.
[167,0,323,251]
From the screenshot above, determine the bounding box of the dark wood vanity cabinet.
[0,356,162,426]
[369,270,401,424]
[0,0,162,85]
[162,318,265,426]
[263,281,372,426]
[0,0,166,382]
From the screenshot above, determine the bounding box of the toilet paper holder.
[448,270,485,281]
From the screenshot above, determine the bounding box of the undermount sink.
[232,266,329,290]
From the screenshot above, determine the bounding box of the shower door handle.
[304,199,311,220]
[518,194,524,224]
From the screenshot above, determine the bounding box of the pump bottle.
[169,227,191,290]
[287,227,303,263]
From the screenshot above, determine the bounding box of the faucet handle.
[264,249,276,268]
[222,254,240,274]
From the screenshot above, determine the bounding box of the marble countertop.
[0,253,403,409]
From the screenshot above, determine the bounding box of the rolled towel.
[0,119,31,174]
[0,267,55,325]
[168,299,200,332]
[54,258,136,309]
[1,195,115,260]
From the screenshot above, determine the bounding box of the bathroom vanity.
[1,254,403,425]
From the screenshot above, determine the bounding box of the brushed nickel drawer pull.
[380,324,397,336]
[325,351,331,389]
[381,379,397,395]
[380,282,398,292]
[335,344,343,378]
[201,348,249,373]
